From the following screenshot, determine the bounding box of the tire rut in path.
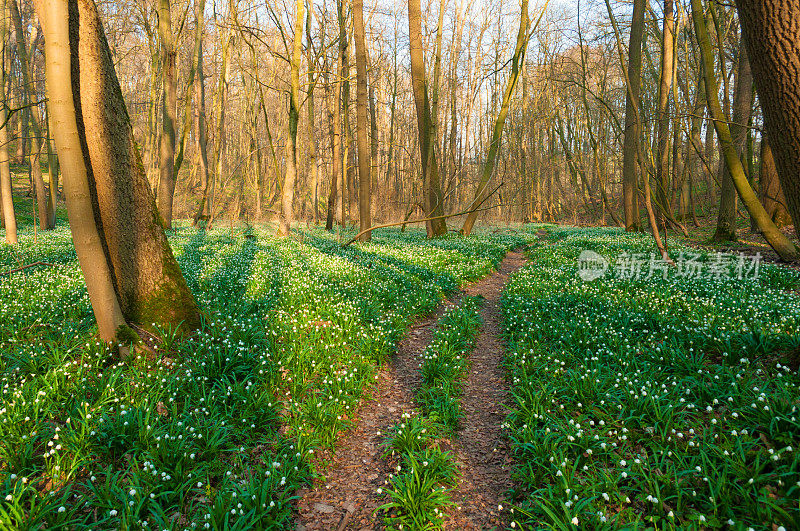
[443,250,526,530]
[294,251,526,531]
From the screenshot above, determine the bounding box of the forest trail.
[294,250,526,530]
[444,250,526,530]
[294,295,451,530]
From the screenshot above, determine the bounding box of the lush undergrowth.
[0,222,523,530]
[503,225,800,529]
[380,298,482,530]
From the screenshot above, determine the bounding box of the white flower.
[58,507,65,513]
[571,516,579,525]
[110,510,118,517]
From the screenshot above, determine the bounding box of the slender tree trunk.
[622,0,645,231]
[654,0,674,221]
[46,109,59,228]
[306,6,320,225]
[353,0,371,240]
[408,0,447,237]
[278,0,304,236]
[10,0,53,229]
[207,13,233,229]
[191,0,210,225]
[325,45,342,230]
[0,1,16,245]
[36,0,201,338]
[461,0,530,236]
[712,37,753,242]
[156,0,177,228]
[36,0,123,340]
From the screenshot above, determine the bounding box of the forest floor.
[672,216,800,275]
[295,251,527,531]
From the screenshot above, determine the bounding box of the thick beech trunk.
[36,0,201,339]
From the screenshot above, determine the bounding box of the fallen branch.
[2,261,61,276]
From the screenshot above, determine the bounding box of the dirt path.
[294,301,453,531]
[295,251,526,530]
[443,251,527,530]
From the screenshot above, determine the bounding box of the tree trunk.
[10,0,53,230]
[408,0,447,237]
[191,0,210,226]
[36,0,202,337]
[735,0,800,233]
[461,0,530,236]
[712,37,753,242]
[691,0,799,260]
[622,0,645,231]
[306,6,320,225]
[759,136,792,228]
[353,0,371,241]
[278,0,304,237]
[0,1,16,245]
[654,0,674,221]
[46,109,60,228]
[156,0,177,228]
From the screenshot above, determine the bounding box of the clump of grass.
[417,296,482,431]
[378,297,482,529]
[379,413,458,530]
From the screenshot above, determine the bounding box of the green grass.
[418,296,482,432]
[378,297,482,530]
[503,225,800,530]
[0,216,524,530]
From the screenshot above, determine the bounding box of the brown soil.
[294,251,527,531]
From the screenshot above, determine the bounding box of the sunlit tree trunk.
[155,0,177,228]
[278,0,304,236]
[461,0,530,236]
[654,0,674,221]
[207,12,233,229]
[353,0,371,240]
[10,0,53,230]
[326,0,348,231]
[306,5,320,225]
[191,0,210,225]
[622,0,645,231]
[0,0,16,244]
[408,0,447,237]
